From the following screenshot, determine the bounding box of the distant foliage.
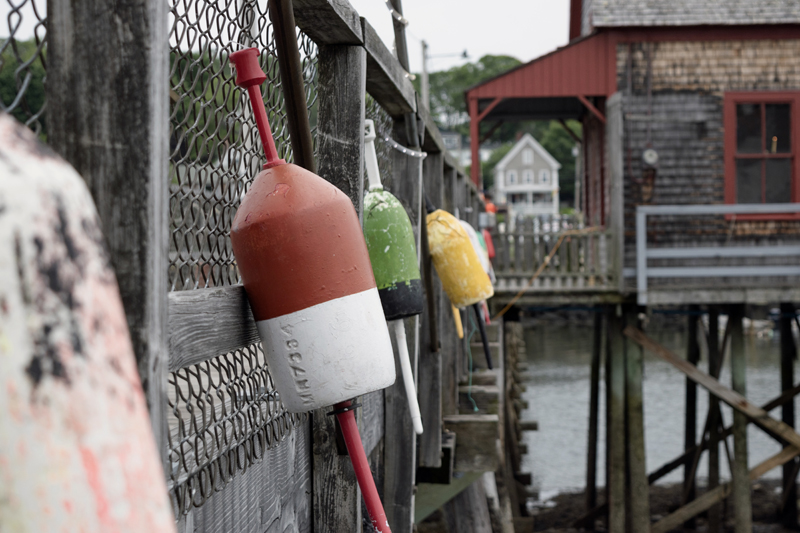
[0,38,46,136]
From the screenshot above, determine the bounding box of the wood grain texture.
[729,305,752,533]
[443,414,499,472]
[626,326,800,449]
[418,152,444,468]
[168,286,259,371]
[316,44,366,210]
[312,42,365,533]
[361,389,385,457]
[605,93,625,294]
[607,308,626,533]
[362,19,416,117]
[47,0,170,472]
[293,0,363,45]
[652,445,800,533]
[441,476,494,533]
[190,423,312,533]
[624,307,650,533]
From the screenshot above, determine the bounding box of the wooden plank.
[781,302,799,528]
[707,308,722,532]
[191,423,312,533]
[730,305,752,533]
[417,92,446,154]
[624,307,650,532]
[458,385,500,415]
[606,307,626,533]
[47,0,170,471]
[586,309,602,513]
[362,19,416,117]
[168,286,259,371]
[683,305,700,526]
[441,477,494,533]
[316,43,367,210]
[312,42,365,533]
[652,445,800,533]
[625,326,800,450]
[419,152,444,468]
[443,414,500,472]
[361,389,385,457]
[605,93,625,293]
[293,0,363,45]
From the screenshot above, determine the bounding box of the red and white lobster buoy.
[228,48,395,532]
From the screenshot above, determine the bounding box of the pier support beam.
[729,304,752,532]
[606,305,626,533]
[707,307,722,533]
[625,306,650,533]
[586,308,603,514]
[780,302,798,529]
[684,304,700,529]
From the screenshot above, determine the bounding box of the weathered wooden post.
[707,307,722,532]
[313,37,369,532]
[0,115,176,532]
[684,305,701,529]
[780,302,799,528]
[46,0,170,472]
[729,304,752,532]
[606,305,626,533]
[586,308,603,513]
[625,307,650,532]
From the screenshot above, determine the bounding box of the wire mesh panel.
[168,0,318,291]
[0,0,47,136]
[167,342,305,514]
[365,94,394,189]
[167,0,318,514]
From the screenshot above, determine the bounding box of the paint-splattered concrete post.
[0,115,176,532]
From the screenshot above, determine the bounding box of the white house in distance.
[493,133,560,217]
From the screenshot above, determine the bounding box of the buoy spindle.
[392,320,424,434]
[334,401,392,533]
[229,47,285,168]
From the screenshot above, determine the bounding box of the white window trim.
[540,169,550,184]
[522,149,533,165]
[523,169,534,184]
[507,170,518,185]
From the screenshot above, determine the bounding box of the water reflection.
[520,317,796,499]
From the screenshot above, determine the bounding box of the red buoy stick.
[230,47,285,168]
[334,401,392,533]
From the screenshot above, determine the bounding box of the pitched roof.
[494,134,561,174]
[592,0,800,27]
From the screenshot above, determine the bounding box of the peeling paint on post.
[0,115,176,533]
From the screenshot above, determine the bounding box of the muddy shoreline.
[530,480,798,532]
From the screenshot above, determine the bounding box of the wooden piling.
[729,304,752,532]
[707,307,722,532]
[684,305,700,528]
[586,308,603,513]
[607,305,626,533]
[625,306,650,533]
[312,42,368,532]
[781,302,798,529]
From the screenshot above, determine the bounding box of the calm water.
[520,318,798,500]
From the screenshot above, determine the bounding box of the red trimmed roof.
[465,32,616,101]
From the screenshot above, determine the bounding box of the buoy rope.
[491,226,606,322]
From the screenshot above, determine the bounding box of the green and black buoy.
[363,119,424,435]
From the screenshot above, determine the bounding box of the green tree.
[1,38,46,136]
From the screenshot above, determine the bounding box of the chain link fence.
[0,0,47,136]
[166,0,319,514]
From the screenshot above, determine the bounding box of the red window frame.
[724,91,800,220]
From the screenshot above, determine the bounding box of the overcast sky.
[1,0,571,74]
[349,0,571,73]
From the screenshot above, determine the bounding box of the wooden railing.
[491,217,615,292]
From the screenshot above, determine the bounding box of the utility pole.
[421,40,430,111]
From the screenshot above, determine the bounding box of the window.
[725,93,800,213]
[523,169,534,184]
[507,170,518,185]
[509,193,527,204]
[523,149,534,165]
[540,169,550,184]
